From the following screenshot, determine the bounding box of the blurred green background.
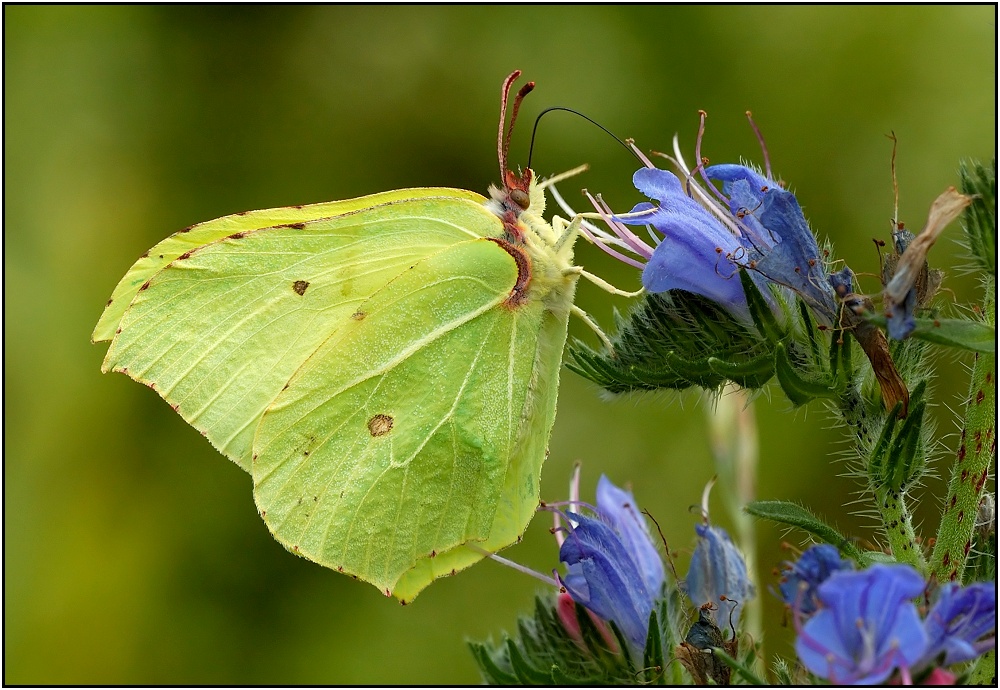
[4,5,994,684]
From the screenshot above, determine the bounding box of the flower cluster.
[550,471,754,656]
[472,121,995,688]
[573,113,838,326]
[784,550,996,684]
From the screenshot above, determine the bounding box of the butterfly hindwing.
[252,236,537,596]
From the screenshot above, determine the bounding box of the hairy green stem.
[875,485,926,570]
[932,286,996,583]
[968,649,997,685]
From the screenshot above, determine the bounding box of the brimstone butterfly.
[92,71,622,602]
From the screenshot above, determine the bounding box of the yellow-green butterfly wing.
[93,188,487,471]
[96,185,580,601]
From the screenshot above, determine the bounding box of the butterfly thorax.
[486,168,578,311]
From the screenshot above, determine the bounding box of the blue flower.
[570,118,839,325]
[779,544,854,616]
[557,475,665,653]
[919,580,996,667]
[703,164,838,324]
[795,563,928,685]
[621,167,758,313]
[684,522,755,632]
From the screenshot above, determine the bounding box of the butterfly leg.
[565,265,645,298]
[570,304,614,354]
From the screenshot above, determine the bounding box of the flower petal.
[595,475,665,597]
[685,524,754,630]
[559,511,653,652]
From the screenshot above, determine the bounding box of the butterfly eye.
[509,188,530,210]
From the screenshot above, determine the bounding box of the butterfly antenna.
[498,70,535,179]
[527,106,643,171]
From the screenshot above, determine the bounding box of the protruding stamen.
[746,111,772,180]
[695,110,728,205]
[625,138,656,169]
[579,224,646,270]
[585,190,655,261]
[666,137,745,238]
[554,463,583,548]
[700,475,717,523]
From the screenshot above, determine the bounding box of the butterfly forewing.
[102,195,496,471]
[92,187,487,343]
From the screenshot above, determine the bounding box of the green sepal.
[959,159,996,276]
[710,646,767,685]
[798,297,825,367]
[468,640,519,685]
[744,500,867,565]
[566,290,771,395]
[829,327,854,387]
[866,314,995,353]
[869,381,927,492]
[470,593,655,685]
[506,637,551,684]
[774,341,839,405]
[548,664,590,685]
[772,657,794,685]
[707,351,775,389]
[860,550,899,565]
[641,608,665,686]
[867,401,904,486]
[740,269,786,341]
[607,620,635,672]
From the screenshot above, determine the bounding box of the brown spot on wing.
[292,280,309,296]
[367,414,393,437]
[351,310,366,321]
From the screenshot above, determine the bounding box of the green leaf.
[710,646,766,685]
[866,314,995,353]
[744,500,867,564]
